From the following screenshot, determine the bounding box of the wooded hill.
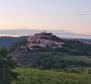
[8,32,91,68]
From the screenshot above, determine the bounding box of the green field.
[11,68,91,84]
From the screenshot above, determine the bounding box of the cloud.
[80,13,91,16]
[80,10,91,16]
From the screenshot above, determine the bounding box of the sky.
[0,0,91,35]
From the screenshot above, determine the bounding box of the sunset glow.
[0,34,17,37]
[0,0,91,35]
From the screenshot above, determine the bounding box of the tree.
[0,47,16,84]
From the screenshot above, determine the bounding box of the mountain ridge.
[0,29,91,39]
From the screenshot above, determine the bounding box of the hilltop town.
[7,31,91,67]
[27,31,64,50]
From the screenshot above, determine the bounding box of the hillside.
[9,32,91,68]
[0,36,29,47]
[11,68,91,84]
[0,36,19,47]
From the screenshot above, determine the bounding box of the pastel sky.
[0,0,91,35]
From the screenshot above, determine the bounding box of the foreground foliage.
[0,47,16,84]
[12,68,91,84]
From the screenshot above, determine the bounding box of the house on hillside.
[27,31,64,49]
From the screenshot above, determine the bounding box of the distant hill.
[0,29,91,39]
[8,32,91,68]
[1,32,91,68]
[0,36,19,47]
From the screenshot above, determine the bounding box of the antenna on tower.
[43,24,46,33]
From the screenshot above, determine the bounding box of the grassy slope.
[12,68,91,84]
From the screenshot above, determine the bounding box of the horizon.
[0,29,91,39]
[0,0,91,35]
